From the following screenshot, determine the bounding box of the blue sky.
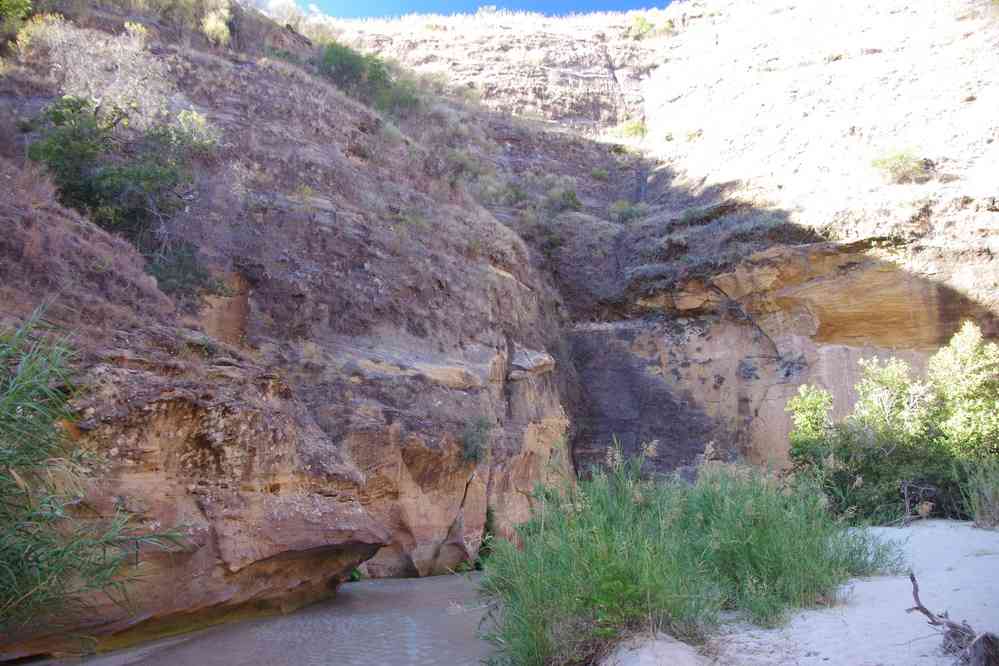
[316,0,666,19]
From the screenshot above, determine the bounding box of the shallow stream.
[50,575,491,666]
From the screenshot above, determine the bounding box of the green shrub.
[590,167,609,181]
[461,416,493,463]
[624,15,676,40]
[373,73,421,116]
[198,0,230,47]
[625,14,655,40]
[1,312,178,631]
[480,453,900,665]
[487,182,528,206]
[319,41,367,91]
[963,457,999,528]
[545,187,582,214]
[787,322,999,522]
[28,97,220,298]
[474,505,497,570]
[172,108,221,155]
[872,151,934,184]
[318,42,421,117]
[928,322,999,458]
[24,97,110,204]
[1,0,30,38]
[616,118,648,139]
[28,97,195,245]
[145,242,217,298]
[0,0,30,20]
[608,199,647,223]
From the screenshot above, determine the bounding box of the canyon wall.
[0,11,577,656]
[342,0,999,471]
[2,0,998,657]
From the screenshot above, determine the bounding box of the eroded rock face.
[0,12,577,653]
[320,0,999,477]
[569,228,999,470]
[335,13,659,128]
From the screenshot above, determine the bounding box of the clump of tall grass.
[0,311,178,633]
[480,452,901,666]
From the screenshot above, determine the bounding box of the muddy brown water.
[49,575,493,666]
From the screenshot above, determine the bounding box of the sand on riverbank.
[606,521,998,666]
[711,520,998,665]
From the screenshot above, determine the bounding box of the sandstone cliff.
[1,6,580,656]
[334,0,999,472]
[2,0,998,658]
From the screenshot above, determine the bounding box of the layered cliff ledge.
[337,0,999,472]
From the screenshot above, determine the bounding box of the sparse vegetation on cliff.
[26,93,219,298]
[608,199,647,223]
[0,313,177,632]
[0,0,28,21]
[872,150,935,184]
[0,0,30,39]
[787,322,999,523]
[480,451,900,666]
[544,185,582,214]
[318,41,421,117]
[624,13,674,40]
[614,118,647,139]
[199,0,231,47]
[461,416,493,463]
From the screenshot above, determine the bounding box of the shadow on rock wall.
[491,150,999,476]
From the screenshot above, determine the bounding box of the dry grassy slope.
[333,0,999,472]
[642,0,999,235]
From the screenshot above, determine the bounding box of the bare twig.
[906,573,975,638]
[905,573,999,665]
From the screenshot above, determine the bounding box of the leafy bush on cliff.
[28,97,195,241]
[199,0,231,46]
[461,416,493,463]
[614,118,647,139]
[28,96,219,297]
[0,313,178,631]
[872,150,934,184]
[608,199,648,223]
[786,322,999,522]
[1,0,30,39]
[0,0,29,20]
[480,452,899,665]
[928,322,999,459]
[544,186,582,214]
[319,41,367,89]
[319,41,421,117]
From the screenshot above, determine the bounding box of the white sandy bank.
[606,521,998,666]
[714,521,998,666]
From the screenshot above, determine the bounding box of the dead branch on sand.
[906,573,999,665]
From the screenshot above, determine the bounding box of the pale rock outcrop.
[600,634,708,666]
